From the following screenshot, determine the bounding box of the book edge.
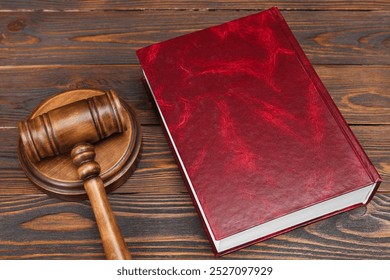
[216,201,364,256]
[215,181,377,255]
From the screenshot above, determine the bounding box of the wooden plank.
[1,1,389,11]
[0,65,159,126]
[0,11,389,65]
[0,0,387,262]
[1,125,389,197]
[315,66,390,125]
[0,65,389,127]
[0,193,388,259]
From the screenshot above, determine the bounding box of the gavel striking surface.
[18,89,142,201]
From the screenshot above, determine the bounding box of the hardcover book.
[136,7,382,255]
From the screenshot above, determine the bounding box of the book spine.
[271,8,382,191]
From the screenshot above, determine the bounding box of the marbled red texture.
[137,8,380,242]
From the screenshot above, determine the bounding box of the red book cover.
[136,7,382,255]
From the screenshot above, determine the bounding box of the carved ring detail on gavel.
[19,91,126,163]
[18,90,134,260]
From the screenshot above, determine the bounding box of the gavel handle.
[71,143,132,260]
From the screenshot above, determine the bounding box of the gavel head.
[18,90,127,163]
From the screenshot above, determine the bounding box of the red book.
[136,7,382,256]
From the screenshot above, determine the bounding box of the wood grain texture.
[0,65,157,126]
[1,125,389,197]
[0,65,389,127]
[0,11,389,65]
[316,66,390,125]
[0,0,388,260]
[0,193,388,259]
[0,1,389,11]
[21,212,95,231]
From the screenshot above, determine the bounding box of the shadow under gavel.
[18,91,133,260]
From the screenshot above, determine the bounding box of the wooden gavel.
[18,91,132,260]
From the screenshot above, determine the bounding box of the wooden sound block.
[18,89,142,201]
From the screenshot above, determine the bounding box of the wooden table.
[0,1,389,259]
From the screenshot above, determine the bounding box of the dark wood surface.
[0,1,389,259]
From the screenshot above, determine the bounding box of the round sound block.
[18,89,142,201]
